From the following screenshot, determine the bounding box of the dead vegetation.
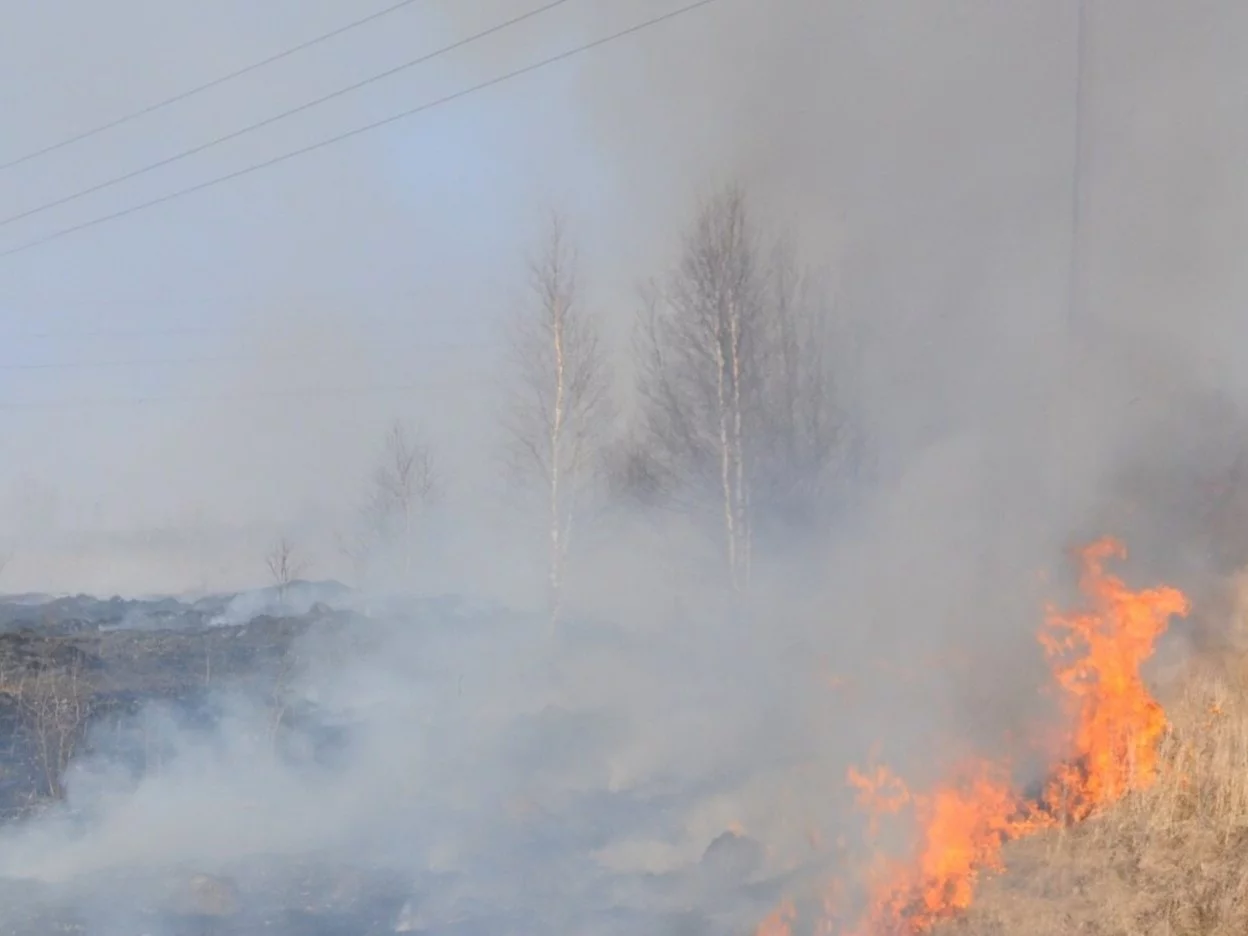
[945,649,1248,936]
[14,661,94,799]
[265,535,307,605]
[0,612,330,811]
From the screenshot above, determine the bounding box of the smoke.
[0,0,1245,932]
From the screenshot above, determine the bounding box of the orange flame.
[754,536,1189,936]
[755,899,797,936]
[1039,537,1189,820]
[846,763,910,840]
[849,760,1031,936]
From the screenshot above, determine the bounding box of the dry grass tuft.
[947,651,1248,936]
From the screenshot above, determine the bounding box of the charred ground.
[0,588,796,936]
[0,590,414,933]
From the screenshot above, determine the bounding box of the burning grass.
[754,536,1248,936]
[949,656,1248,936]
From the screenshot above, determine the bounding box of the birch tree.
[636,186,761,590]
[749,239,844,532]
[635,186,846,587]
[505,214,612,631]
[363,421,438,581]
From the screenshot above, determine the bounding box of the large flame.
[846,759,1032,935]
[1039,537,1190,820]
[756,536,1189,936]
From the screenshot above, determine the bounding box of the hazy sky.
[4,10,1248,936]
[0,0,635,590]
[1,0,1246,594]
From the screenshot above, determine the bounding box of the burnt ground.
[0,590,424,933]
[0,604,336,816]
[0,590,794,936]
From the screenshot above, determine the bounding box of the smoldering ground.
[0,431,1209,934]
[0,590,831,931]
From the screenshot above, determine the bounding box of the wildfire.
[846,762,910,839]
[756,900,797,936]
[847,759,1030,935]
[1039,537,1190,820]
[756,536,1189,936]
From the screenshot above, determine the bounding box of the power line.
[0,314,506,341]
[0,324,497,341]
[0,291,472,310]
[1065,0,1088,338]
[0,303,505,340]
[0,341,505,372]
[0,321,385,340]
[0,0,576,230]
[0,0,726,260]
[0,380,471,412]
[0,0,427,172]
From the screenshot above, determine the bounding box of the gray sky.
[0,0,1245,593]
[0,0,623,591]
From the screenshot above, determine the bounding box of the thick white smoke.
[1,1,1245,933]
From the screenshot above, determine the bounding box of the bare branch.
[17,660,94,799]
[632,184,851,588]
[504,212,614,630]
[358,421,439,583]
[264,536,306,604]
[633,186,761,589]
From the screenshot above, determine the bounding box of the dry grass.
[947,651,1248,936]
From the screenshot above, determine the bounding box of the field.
[946,649,1248,936]
[0,549,1241,936]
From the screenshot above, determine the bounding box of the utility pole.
[1048,0,1090,533]
[1066,0,1089,340]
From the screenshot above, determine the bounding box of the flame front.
[756,537,1190,936]
[849,760,1028,935]
[1039,537,1190,819]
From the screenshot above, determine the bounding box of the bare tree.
[749,239,845,531]
[635,185,847,588]
[636,186,761,590]
[16,661,93,799]
[265,536,306,605]
[505,214,613,630]
[362,421,439,581]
